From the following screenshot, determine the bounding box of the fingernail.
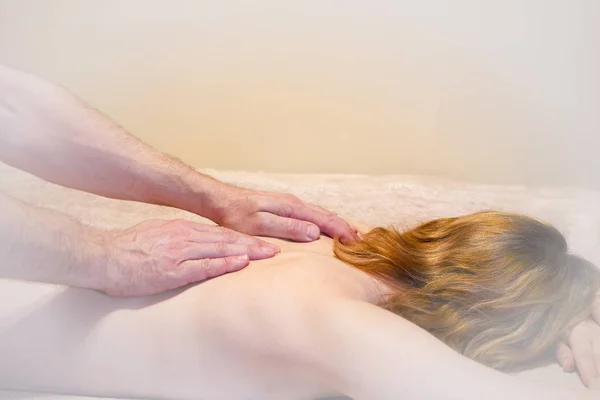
[235,254,249,262]
[306,225,320,240]
[260,245,277,254]
[266,243,280,252]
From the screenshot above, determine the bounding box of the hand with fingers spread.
[208,185,360,244]
[556,292,600,388]
[99,219,280,297]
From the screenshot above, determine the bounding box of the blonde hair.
[334,211,600,372]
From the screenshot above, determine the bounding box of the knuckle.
[214,241,228,254]
[216,225,233,235]
[222,229,238,242]
[249,196,262,208]
[166,241,186,253]
[168,227,188,238]
[200,259,219,278]
[285,193,300,202]
[289,220,306,235]
[279,203,294,217]
[161,253,180,269]
[197,258,212,271]
[236,192,259,208]
[220,212,244,227]
[250,215,268,230]
[324,210,338,222]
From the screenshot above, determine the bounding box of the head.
[334,211,600,372]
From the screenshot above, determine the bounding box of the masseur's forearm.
[0,64,220,218]
[0,191,105,289]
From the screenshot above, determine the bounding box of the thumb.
[556,339,576,373]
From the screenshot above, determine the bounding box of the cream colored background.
[0,1,598,188]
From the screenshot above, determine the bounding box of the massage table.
[1,162,598,399]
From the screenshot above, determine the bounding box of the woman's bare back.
[0,235,382,399]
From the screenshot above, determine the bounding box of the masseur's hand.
[556,292,600,387]
[209,185,360,244]
[99,219,279,297]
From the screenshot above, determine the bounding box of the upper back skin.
[0,233,381,400]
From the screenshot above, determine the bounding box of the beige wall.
[1,0,598,188]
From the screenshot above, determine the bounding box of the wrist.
[70,225,113,292]
[156,168,232,222]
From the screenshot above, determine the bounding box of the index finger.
[261,197,359,243]
[188,225,280,251]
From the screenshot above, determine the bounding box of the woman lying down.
[1,211,600,400]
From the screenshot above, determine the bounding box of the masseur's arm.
[0,64,358,243]
[0,191,277,296]
[310,300,594,400]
